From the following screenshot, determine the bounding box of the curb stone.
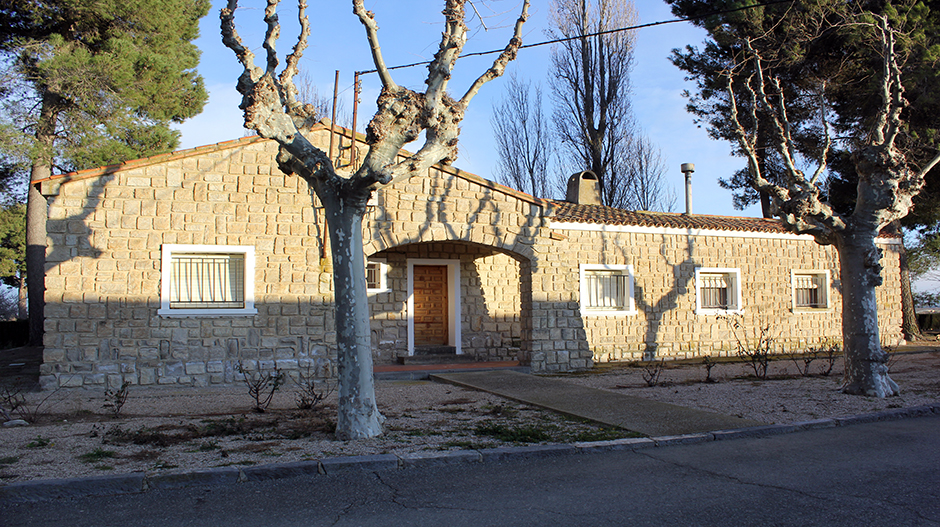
[2,403,938,504]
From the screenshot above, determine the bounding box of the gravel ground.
[1,349,938,485]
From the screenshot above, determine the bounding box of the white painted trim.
[790,269,832,312]
[158,244,257,317]
[366,257,390,294]
[694,267,743,315]
[406,259,461,356]
[549,220,903,245]
[579,264,637,316]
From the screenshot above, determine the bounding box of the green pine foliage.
[666,0,939,221]
[0,0,210,172]
[0,202,25,289]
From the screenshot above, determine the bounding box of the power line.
[355,0,796,75]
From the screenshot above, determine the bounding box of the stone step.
[397,352,478,365]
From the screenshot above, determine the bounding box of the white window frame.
[366,258,390,294]
[158,244,257,317]
[791,269,831,311]
[694,267,743,315]
[579,264,636,316]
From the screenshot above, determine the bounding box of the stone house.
[35,122,903,389]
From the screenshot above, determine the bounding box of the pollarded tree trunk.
[836,228,899,397]
[318,183,384,440]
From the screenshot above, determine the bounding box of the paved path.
[432,370,761,436]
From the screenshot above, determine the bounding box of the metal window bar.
[170,254,245,309]
[700,274,730,309]
[366,261,381,289]
[585,271,627,310]
[794,274,823,308]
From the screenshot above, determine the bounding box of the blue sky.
[174,0,762,217]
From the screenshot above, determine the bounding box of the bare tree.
[725,14,939,397]
[548,0,638,209]
[221,0,529,439]
[626,134,676,212]
[491,74,555,198]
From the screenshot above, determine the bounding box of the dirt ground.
[1,347,938,484]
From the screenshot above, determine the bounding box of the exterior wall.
[41,139,340,390]
[37,128,904,389]
[553,224,903,363]
[39,129,583,388]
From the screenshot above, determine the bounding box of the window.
[792,270,830,310]
[366,258,390,294]
[159,245,257,316]
[580,264,635,315]
[695,267,742,314]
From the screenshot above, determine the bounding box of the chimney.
[566,171,602,205]
[681,163,695,214]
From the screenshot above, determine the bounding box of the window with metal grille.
[159,244,256,317]
[366,258,389,293]
[584,270,627,309]
[699,273,730,309]
[170,254,245,309]
[695,267,741,314]
[580,265,635,314]
[792,271,829,309]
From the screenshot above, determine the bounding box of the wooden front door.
[413,265,449,346]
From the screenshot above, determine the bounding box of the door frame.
[407,258,461,356]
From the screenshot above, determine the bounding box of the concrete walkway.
[432,370,762,437]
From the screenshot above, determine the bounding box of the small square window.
[792,270,830,310]
[580,264,635,315]
[159,245,257,317]
[695,267,742,314]
[366,258,390,294]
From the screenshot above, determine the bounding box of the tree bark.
[25,92,62,346]
[319,183,384,440]
[837,229,899,397]
[897,232,922,340]
[17,275,27,321]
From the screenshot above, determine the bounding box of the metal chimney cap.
[681,163,695,174]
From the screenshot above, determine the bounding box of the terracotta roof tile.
[550,201,795,234]
[548,201,902,238]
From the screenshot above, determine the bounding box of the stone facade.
[36,124,902,389]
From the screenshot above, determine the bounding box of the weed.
[642,359,666,387]
[94,465,115,471]
[0,379,66,423]
[702,356,718,383]
[725,315,774,380]
[474,423,551,443]
[814,340,841,376]
[293,364,335,411]
[26,435,51,448]
[152,460,178,470]
[791,349,818,377]
[568,428,642,442]
[0,456,19,465]
[237,362,284,413]
[78,448,117,463]
[199,441,221,452]
[102,381,131,418]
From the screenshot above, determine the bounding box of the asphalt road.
[3,415,938,526]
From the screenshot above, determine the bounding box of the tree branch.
[353,0,398,91]
[461,0,529,106]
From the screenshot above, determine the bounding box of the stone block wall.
[551,226,903,363]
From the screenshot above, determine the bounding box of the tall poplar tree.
[0,0,210,345]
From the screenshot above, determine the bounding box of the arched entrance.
[366,241,531,366]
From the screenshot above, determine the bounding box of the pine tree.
[0,0,210,345]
